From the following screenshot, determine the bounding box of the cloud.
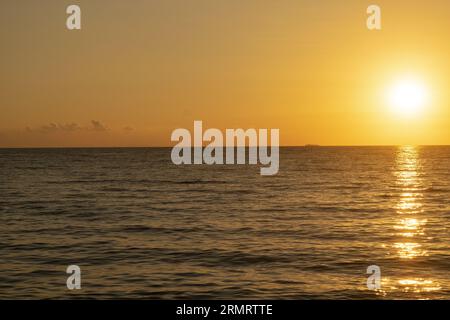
[90,120,107,131]
[37,122,81,133]
[26,120,108,133]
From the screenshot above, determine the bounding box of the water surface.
[0,146,449,299]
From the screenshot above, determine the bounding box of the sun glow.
[388,78,429,117]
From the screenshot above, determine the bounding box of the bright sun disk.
[388,78,429,116]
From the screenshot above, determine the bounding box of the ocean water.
[0,146,449,299]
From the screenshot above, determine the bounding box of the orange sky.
[0,0,449,147]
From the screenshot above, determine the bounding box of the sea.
[0,146,449,299]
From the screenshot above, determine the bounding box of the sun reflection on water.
[381,278,442,296]
[393,146,427,259]
[381,146,441,296]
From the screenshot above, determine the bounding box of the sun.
[388,78,429,117]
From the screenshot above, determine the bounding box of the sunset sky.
[0,0,449,147]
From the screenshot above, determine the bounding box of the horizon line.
[1,144,449,149]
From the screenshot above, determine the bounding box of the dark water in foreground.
[0,146,449,299]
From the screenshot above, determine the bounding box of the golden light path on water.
[379,146,441,297]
